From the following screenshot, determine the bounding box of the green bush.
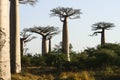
[31,54,46,66]
[21,56,31,67]
[94,49,117,67]
[97,43,120,56]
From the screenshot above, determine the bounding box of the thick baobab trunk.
[10,0,21,73]
[101,29,105,45]
[48,39,51,53]
[48,36,52,53]
[0,0,11,80]
[62,17,70,61]
[42,36,47,55]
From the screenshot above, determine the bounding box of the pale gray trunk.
[10,0,21,73]
[48,38,51,53]
[42,36,47,55]
[62,17,70,61]
[0,0,11,80]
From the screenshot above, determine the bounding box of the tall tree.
[91,22,115,45]
[9,0,21,74]
[26,26,60,55]
[0,0,11,79]
[9,0,37,73]
[47,36,52,53]
[47,30,60,53]
[50,7,81,61]
[20,29,36,56]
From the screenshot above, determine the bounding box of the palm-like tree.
[26,26,60,55]
[20,29,36,56]
[91,22,115,45]
[50,7,81,61]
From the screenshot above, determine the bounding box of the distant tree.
[50,7,82,61]
[91,22,115,45]
[25,26,60,55]
[47,36,52,53]
[20,29,36,56]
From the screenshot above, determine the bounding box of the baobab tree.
[50,7,81,61]
[20,29,36,56]
[47,30,60,53]
[9,0,37,73]
[0,0,11,79]
[10,0,21,73]
[47,36,52,53]
[91,22,115,45]
[26,26,60,55]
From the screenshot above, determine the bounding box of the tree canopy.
[25,26,60,37]
[50,7,82,21]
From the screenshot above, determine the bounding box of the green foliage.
[21,55,31,67]
[22,43,120,70]
[97,43,120,56]
[31,54,46,66]
[80,43,120,69]
[20,43,120,80]
[44,53,67,67]
[94,49,117,67]
[21,54,46,67]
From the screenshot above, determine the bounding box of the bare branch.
[20,29,37,43]
[91,22,115,31]
[90,31,102,36]
[19,0,38,5]
[50,7,82,20]
[25,26,61,38]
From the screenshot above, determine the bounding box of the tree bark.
[48,38,51,53]
[101,29,105,45]
[0,0,11,79]
[62,17,70,61]
[10,0,21,73]
[42,36,47,55]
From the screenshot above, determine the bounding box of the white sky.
[20,0,120,54]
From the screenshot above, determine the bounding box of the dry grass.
[12,72,55,80]
[59,71,95,80]
[12,71,95,80]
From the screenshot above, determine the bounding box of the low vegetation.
[12,43,120,80]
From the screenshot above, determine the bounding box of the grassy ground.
[12,67,95,80]
[12,66,120,80]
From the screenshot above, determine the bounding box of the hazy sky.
[20,0,120,54]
